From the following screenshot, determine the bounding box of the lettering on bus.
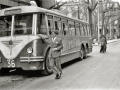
[4,9,21,15]
[62,38,80,52]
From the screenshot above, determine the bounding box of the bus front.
[0,8,49,74]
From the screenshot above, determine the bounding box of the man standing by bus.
[49,31,63,79]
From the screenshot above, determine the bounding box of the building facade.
[0,0,30,9]
[0,0,55,9]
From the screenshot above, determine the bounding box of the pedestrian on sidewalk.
[103,35,107,52]
[49,30,63,79]
[100,35,107,53]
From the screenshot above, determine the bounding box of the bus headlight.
[27,47,33,54]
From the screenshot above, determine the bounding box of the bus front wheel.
[41,50,53,76]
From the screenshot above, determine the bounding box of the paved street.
[1,39,120,90]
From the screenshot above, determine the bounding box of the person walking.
[49,31,63,79]
[100,35,107,53]
[103,35,107,52]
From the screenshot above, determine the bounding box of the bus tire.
[41,50,53,76]
[83,47,87,59]
[80,47,84,60]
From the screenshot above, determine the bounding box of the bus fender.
[44,45,51,58]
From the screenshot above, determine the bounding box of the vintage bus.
[0,6,92,75]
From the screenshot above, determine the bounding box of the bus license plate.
[7,60,15,67]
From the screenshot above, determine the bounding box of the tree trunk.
[101,11,104,35]
[103,17,109,39]
[111,17,114,39]
[88,9,93,37]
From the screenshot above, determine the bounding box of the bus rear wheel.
[83,47,88,59]
[80,47,84,60]
[41,50,53,76]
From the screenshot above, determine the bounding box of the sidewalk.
[93,39,118,46]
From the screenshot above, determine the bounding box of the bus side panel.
[60,36,81,64]
[60,52,80,64]
[60,36,92,64]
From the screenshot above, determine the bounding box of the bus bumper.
[20,56,44,63]
[0,56,45,71]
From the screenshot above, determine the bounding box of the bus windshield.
[14,14,33,35]
[0,14,33,37]
[0,16,12,37]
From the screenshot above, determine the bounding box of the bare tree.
[49,1,67,10]
[101,1,114,36]
[84,0,98,37]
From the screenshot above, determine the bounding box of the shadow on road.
[0,69,44,78]
[0,56,92,77]
[62,56,91,69]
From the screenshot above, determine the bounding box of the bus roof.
[0,6,88,24]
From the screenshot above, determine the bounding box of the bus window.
[62,22,69,35]
[76,23,80,36]
[62,19,69,36]
[87,25,90,36]
[54,21,59,31]
[54,17,62,36]
[47,15,54,35]
[83,24,86,36]
[85,25,88,36]
[0,16,12,37]
[58,22,62,35]
[37,14,46,35]
[14,14,32,35]
[80,24,84,36]
[79,23,81,35]
[69,21,76,36]
[83,24,87,36]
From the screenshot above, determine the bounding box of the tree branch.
[83,0,89,4]
[49,2,60,9]
[91,2,98,11]
[52,2,67,10]
[103,3,114,13]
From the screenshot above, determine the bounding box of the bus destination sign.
[4,9,21,15]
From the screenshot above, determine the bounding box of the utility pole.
[98,0,100,43]
[101,0,105,35]
[78,0,80,19]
